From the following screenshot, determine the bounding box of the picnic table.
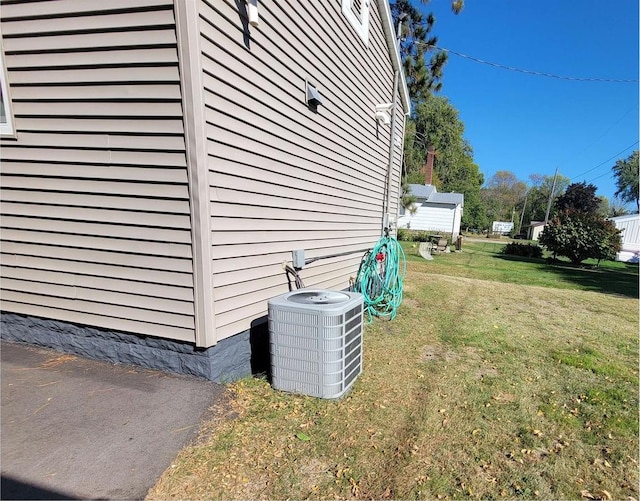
[429,235,448,254]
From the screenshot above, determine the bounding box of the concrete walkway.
[1,341,228,500]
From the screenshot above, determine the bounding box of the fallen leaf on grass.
[349,477,360,496]
[296,432,311,441]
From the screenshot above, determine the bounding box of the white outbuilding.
[397,184,464,238]
[608,214,640,263]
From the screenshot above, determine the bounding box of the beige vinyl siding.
[200,0,405,340]
[0,0,196,342]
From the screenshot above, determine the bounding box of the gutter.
[379,0,410,234]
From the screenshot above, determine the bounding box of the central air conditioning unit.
[268,289,364,399]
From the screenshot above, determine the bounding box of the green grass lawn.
[148,242,638,501]
[403,239,638,298]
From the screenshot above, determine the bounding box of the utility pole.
[544,167,559,225]
[519,189,529,235]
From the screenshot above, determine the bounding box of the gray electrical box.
[292,249,305,269]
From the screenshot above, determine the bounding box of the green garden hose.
[354,235,406,322]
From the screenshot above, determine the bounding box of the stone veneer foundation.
[0,313,263,382]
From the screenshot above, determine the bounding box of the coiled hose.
[354,235,406,322]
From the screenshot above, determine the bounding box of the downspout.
[395,112,407,227]
[383,69,400,236]
[451,204,458,238]
[383,11,407,236]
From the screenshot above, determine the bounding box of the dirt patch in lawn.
[421,344,457,363]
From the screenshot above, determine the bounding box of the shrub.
[539,214,622,265]
[397,228,413,241]
[501,242,543,259]
[397,229,443,242]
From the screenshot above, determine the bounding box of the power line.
[585,170,614,184]
[573,103,639,157]
[421,43,640,83]
[570,140,639,181]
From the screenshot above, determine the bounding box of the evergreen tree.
[403,95,483,226]
[392,1,476,222]
[391,0,463,106]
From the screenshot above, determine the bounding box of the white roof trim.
[377,0,411,116]
[608,214,640,222]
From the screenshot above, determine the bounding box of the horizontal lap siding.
[0,0,196,342]
[411,204,457,233]
[200,0,404,339]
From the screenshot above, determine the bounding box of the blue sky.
[419,0,639,207]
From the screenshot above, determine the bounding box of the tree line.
[402,92,638,235]
[393,1,639,239]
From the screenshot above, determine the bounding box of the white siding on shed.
[609,214,640,262]
[399,203,460,235]
[0,0,196,342]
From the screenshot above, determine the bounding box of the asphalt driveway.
[1,340,228,500]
